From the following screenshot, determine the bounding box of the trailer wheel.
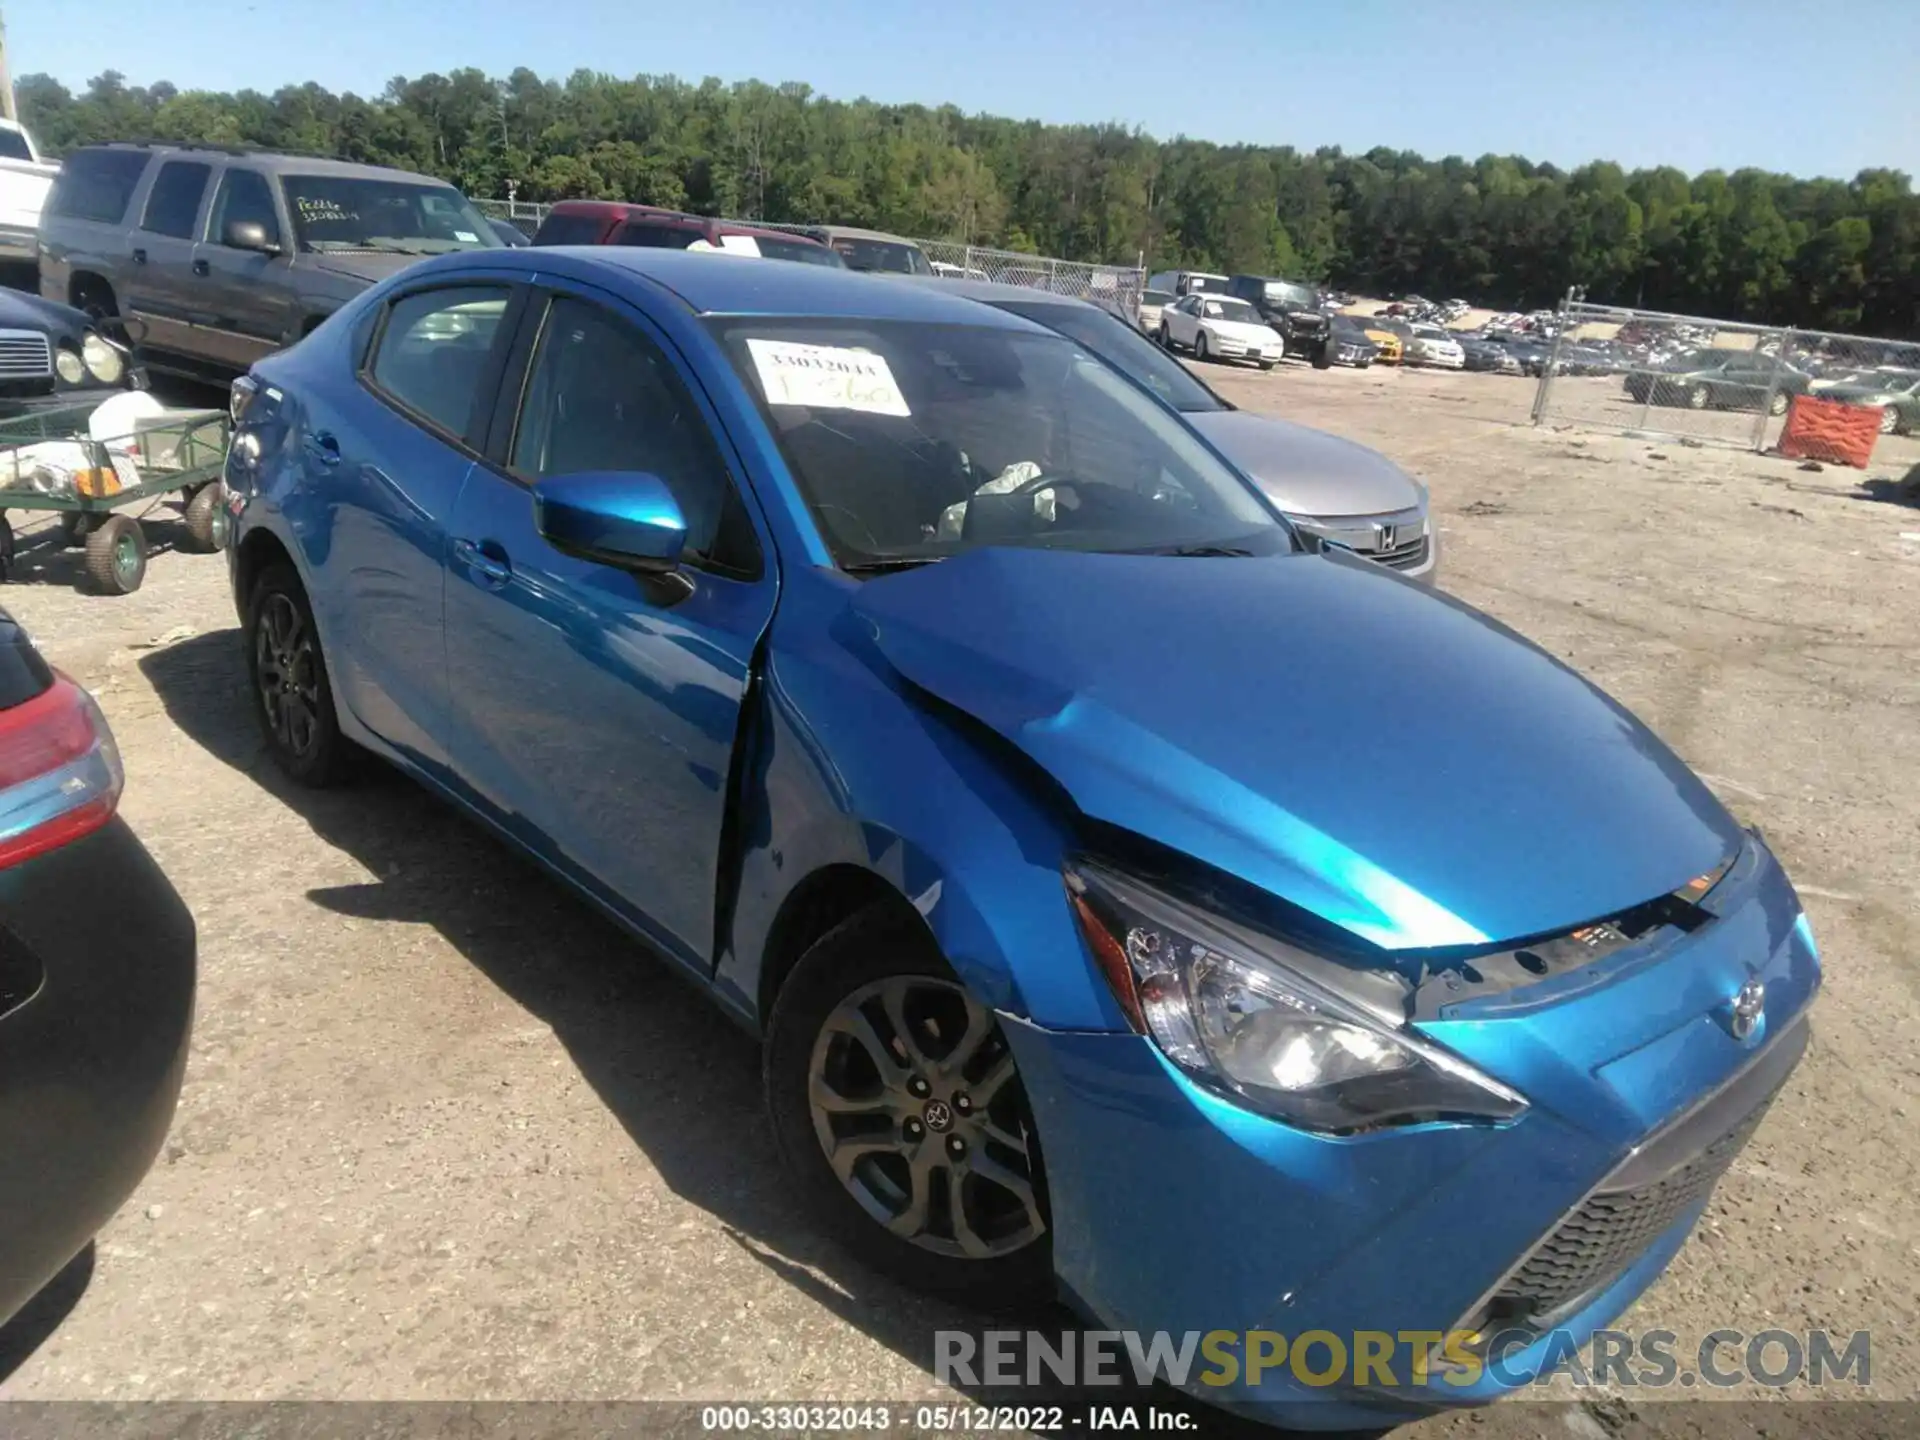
[182,484,225,552]
[60,512,96,549]
[85,514,147,595]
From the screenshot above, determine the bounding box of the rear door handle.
[302,431,340,466]
[452,538,512,588]
[192,259,210,276]
[131,247,147,265]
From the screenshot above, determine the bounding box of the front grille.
[1490,1091,1777,1326]
[1375,535,1431,570]
[0,330,53,380]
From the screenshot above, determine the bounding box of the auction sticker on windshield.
[746,339,911,416]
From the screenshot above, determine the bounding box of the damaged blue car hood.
[851,547,1742,948]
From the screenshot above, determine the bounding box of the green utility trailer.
[0,402,231,594]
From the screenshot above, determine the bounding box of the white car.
[1157,293,1283,369]
[1405,324,1466,369]
[1137,287,1175,334]
[0,119,58,265]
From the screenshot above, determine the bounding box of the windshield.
[283,175,501,254]
[756,236,847,267]
[713,318,1284,569]
[1262,281,1318,309]
[1201,297,1261,324]
[997,300,1226,414]
[830,238,934,275]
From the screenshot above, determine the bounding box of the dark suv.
[38,144,502,378]
[1225,274,1333,368]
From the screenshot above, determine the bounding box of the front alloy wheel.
[765,906,1051,1303]
[810,974,1044,1260]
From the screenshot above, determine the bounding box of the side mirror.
[533,472,688,574]
[224,220,282,255]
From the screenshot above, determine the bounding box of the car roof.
[449,247,1046,326]
[81,142,446,186]
[544,200,825,246]
[905,277,1102,311]
[810,225,922,245]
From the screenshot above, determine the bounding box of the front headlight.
[1066,862,1526,1134]
[81,333,125,384]
[55,345,86,384]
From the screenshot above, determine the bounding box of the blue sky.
[9,0,1916,180]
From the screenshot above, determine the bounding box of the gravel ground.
[0,361,1916,1438]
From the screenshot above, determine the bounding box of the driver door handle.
[453,537,512,588]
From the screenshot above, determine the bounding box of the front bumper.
[0,225,37,263]
[0,818,196,1325]
[1006,837,1814,1429]
[1207,335,1282,364]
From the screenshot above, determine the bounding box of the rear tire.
[59,512,94,549]
[1880,407,1900,435]
[1769,390,1790,417]
[245,562,353,787]
[84,514,146,595]
[181,484,224,552]
[1687,385,1710,410]
[764,905,1053,1307]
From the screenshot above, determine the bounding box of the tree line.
[17,68,1919,338]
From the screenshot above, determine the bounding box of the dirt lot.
[0,361,1916,1437]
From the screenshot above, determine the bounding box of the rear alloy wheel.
[247,563,352,786]
[84,514,146,595]
[1687,385,1710,410]
[765,906,1051,1304]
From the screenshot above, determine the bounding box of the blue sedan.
[221,248,1816,1428]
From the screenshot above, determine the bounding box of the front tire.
[84,514,146,595]
[1194,331,1210,362]
[764,905,1052,1306]
[1156,323,1172,350]
[245,562,353,787]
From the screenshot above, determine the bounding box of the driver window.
[208,168,280,248]
[511,296,760,577]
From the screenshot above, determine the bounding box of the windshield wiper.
[841,556,942,576]
[1150,544,1257,558]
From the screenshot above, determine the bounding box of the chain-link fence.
[472,198,552,234]
[474,199,1145,315]
[916,240,1146,316]
[1530,300,1920,451]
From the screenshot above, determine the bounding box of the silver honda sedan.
[914,278,1438,582]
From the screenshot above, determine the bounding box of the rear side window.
[141,161,213,239]
[531,212,613,246]
[0,130,30,163]
[614,222,699,249]
[46,149,151,224]
[366,286,512,443]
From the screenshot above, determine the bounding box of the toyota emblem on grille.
[1728,978,1766,1040]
